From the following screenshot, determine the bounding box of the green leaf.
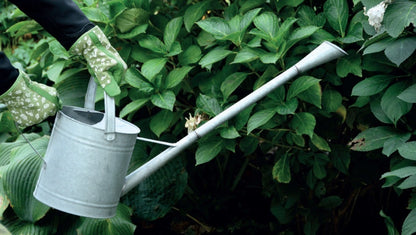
[287,76,321,100]
[118,24,148,39]
[252,12,279,40]
[3,136,50,222]
[351,75,394,96]
[275,98,298,115]
[297,83,322,108]
[336,53,362,78]
[115,8,149,33]
[6,20,42,37]
[370,97,393,124]
[232,47,260,64]
[398,84,416,103]
[381,82,412,125]
[125,67,154,93]
[150,110,174,137]
[221,72,248,101]
[287,26,319,46]
[184,0,213,32]
[319,196,343,209]
[247,109,276,134]
[384,0,416,38]
[297,5,326,27]
[82,7,109,23]
[141,58,167,82]
[289,112,316,138]
[384,37,416,66]
[120,99,149,118]
[382,132,411,157]
[199,47,232,70]
[196,17,231,39]
[311,134,331,152]
[151,91,176,111]
[287,132,305,147]
[381,166,416,179]
[363,37,395,55]
[179,45,202,65]
[77,204,136,235]
[48,40,69,59]
[324,0,349,37]
[220,126,241,139]
[196,94,222,116]
[46,60,66,82]
[350,126,404,151]
[313,154,329,179]
[166,66,193,89]
[322,89,342,112]
[398,141,416,161]
[403,209,416,235]
[272,153,291,183]
[380,210,400,235]
[398,175,416,190]
[164,17,183,50]
[195,138,224,165]
[139,35,167,54]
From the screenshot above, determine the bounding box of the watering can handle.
[84,77,116,141]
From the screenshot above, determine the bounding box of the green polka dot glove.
[0,71,61,127]
[69,26,127,97]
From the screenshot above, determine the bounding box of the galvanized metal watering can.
[33,41,347,219]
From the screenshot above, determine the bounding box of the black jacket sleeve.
[9,0,95,50]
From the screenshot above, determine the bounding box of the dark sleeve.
[9,0,95,50]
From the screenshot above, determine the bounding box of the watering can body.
[33,81,140,218]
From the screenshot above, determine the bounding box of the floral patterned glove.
[0,71,60,127]
[69,26,127,97]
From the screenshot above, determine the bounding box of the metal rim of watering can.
[84,77,116,141]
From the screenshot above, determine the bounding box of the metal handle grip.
[84,77,116,141]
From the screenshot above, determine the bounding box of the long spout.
[121,41,347,196]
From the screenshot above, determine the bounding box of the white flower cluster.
[363,0,392,32]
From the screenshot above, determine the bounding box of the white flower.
[363,0,391,32]
[185,113,204,133]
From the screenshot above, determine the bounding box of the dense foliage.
[0,0,416,234]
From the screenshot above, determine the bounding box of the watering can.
[33,41,347,218]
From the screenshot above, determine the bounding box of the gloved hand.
[0,70,60,127]
[69,26,127,97]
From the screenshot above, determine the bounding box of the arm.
[9,0,94,50]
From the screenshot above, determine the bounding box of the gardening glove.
[69,26,127,97]
[0,71,60,127]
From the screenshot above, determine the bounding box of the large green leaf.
[150,110,174,137]
[403,209,416,235]
[139,35,167,54]
[381,166,416,179]
[336,53,362,77]
[199,47,232,70]
[151,91,176,111]
[289,112,316,138]
[384,0,416,38]
[2,216,54,235]
[196,17,231,39]
[351,75,394,96]
[398,141,416,161]
[272,153,291,183]
[166,66,193,89]
[141,58,168,82]
[297,5,326,27]
[195,137,224,165]
[251,12,279,40]
[125,68,154,93]
[184,0,213,32]
[350,126,403,151]
[384,37,416,66]
[77,204,136,235]
[3,136,50,222]
[323,0,349,37]
[179,45,202,65]
[247,109,276,134]
[220,72,248,101]
[287,76,321,100]
[380,82,412,125]
[382,132,411,157]
[196,94,223,116]
[120,99,149,118]
[115,8,149,33]
[311,134,331,152]
[275,98,298,115]
[164,17,183,50]
[398,84,416,103]
[322,89,342,113]
[297,83,322,108]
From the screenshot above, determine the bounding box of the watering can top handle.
[84,77,116,141]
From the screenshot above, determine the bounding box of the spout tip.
[322,41,348,56]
